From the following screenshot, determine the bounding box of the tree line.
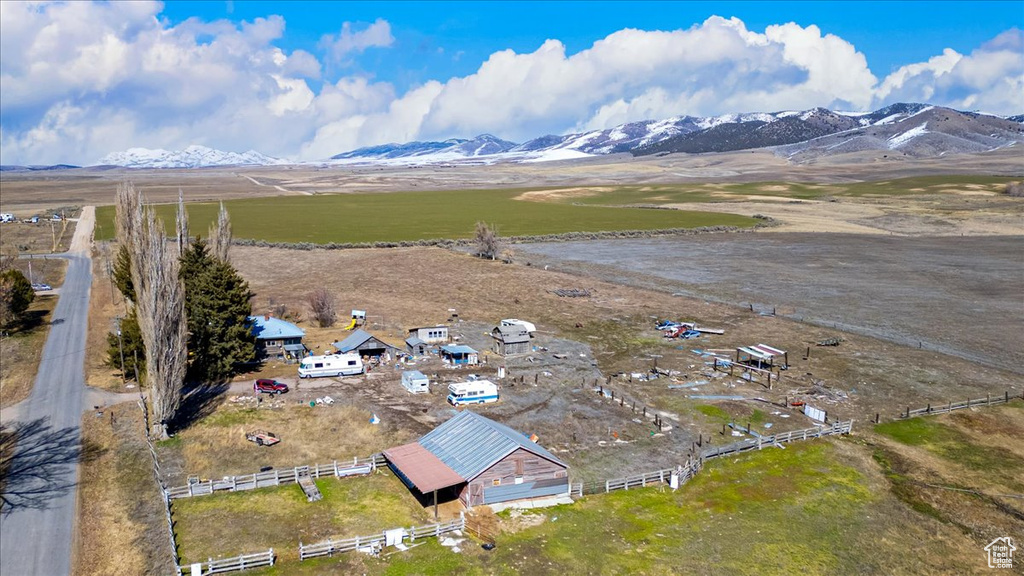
[108,184,253,438]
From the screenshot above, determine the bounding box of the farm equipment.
[246,430,280,447]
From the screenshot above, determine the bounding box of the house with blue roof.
[248,315,308,363]
[383,410,569,512]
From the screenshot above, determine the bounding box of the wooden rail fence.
[901,390,1022,419]
[178,549,274,575]
[299,518,465,560]
[166,455,386,500]
[572,458,703,497]
[701,420,853,460]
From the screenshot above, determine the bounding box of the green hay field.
[93,188,756,243]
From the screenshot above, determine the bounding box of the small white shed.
[402,370,430,394]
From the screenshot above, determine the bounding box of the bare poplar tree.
[117,182,188,438]
[307,288,337,327]
[175,189,190,257]
[208,202,232,262]
[474,221,500,260]
[115,181,143,261]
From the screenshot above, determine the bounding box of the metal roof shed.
[333,329,398,357]
[383,411,569,514]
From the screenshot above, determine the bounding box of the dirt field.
[516,234,1024,373]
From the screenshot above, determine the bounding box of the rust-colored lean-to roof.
[383,442,465,493]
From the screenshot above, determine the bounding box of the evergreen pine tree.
[180,238,255,383]
[112,243,135,302]
[105,308,145,381]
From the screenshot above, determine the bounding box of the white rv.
[500,318,536,335]
[447,380,498,407]
[401,370,430,394]
[298,353,364,378]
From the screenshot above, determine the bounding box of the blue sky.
[157,1,1022,91]
[1,1,1021,164]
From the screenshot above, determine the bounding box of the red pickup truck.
[254,379,289,394]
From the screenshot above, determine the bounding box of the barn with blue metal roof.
[383,411,569,510]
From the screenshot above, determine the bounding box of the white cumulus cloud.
[319,18,394,62]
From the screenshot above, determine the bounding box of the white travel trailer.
[298,353,364,378]
[447,380,498,407]
[500,318,536,335]
[401,370,430,394]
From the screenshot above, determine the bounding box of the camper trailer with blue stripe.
[447,380,499,406]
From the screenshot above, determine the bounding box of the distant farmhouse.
[248,315,308,363]
[384,411,569,511]
[408,325,450,344]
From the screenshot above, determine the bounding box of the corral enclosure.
[92,188,756,243]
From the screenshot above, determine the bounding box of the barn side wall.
[459,447,568,507]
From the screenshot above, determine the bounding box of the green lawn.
[93,188,755,243]
[172,472,432,564]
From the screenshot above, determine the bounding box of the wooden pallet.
[297,469,323,502]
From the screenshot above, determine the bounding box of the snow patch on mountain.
[97,145,285,168]
[888,123,929,148]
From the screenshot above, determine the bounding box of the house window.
[492,478,501,486]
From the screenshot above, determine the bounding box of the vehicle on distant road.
[254,379,288,394]
[0,213,14,223]
[31,283,53,292]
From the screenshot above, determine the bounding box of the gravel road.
[1,208,94,576]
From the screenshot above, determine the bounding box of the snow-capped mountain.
[332,134,516,161]
[632,104,1022,157]
[97,145,285,168]
[93,104,1023,168]
[777,105,1024,160]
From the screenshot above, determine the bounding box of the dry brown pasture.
[0,218,77,255]
[0,293,61,411]
[74,404,174,576]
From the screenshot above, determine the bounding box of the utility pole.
[115,316,126,383]
[106,252,115,305]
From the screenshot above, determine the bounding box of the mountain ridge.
[93,104,1024,168]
